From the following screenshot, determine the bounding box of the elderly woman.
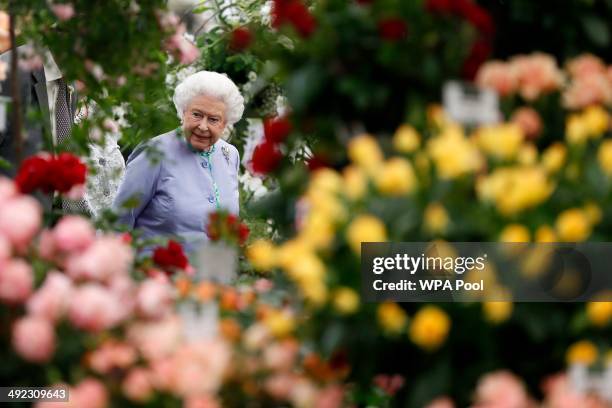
[113,71,244,251]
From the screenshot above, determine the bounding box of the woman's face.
[182,94,227,151]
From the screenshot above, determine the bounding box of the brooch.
[221,146,230,165]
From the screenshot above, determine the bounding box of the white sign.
[443,81,501,126]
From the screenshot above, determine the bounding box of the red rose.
[264,116,292,143]
[306,154,330,171]
[153,240,188,271]
[15,155,53,194]
[230,27,253,51]
[424,0,453,14]
[272,0,316,38]
[251,140,283,175]
[49,153,87,193]
[462,38,492,80]
[460,3,494,35]
[378,18,408,42]
[238,223,250,245]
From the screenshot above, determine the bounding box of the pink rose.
[53,215,95,253]
[66,236,133,282]
[37,229,56,260]
[289,378,317,408]
[0,234,11,262]
[254,278,274,293]
[562,73,612,110]
[50,4,75,21]
[472,371,531,408]
[26,271,73,322]
[184,395,221,408]
[65,183,86,200]
[0,176,17,207]
[0,196,42,250]
[426,396,456,408]
[542,373,608,408]
[136,279,174,319]
[566,54,607,78]
[0,259,33,304]
[315,385,344,408]
[511,53,563,101]
[476,61,517,97]
[72,378,108,408]
[165,25,200,65]
[263,339,299,371]
[122,368,153,403]
[89,340,137,374]
[12,316,55,363]
[68,284,126,332]
[265,373,296,400]
[127,316,182,361]
[511,107,543,140]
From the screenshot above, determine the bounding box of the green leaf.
[581,16,611,47]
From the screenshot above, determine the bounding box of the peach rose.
[426,396,456,408]
[0,258,33,304]
[127,315,182,361]
[265,373,296,400]
[89,340,137,374]
[566,54,607,78]
[476,61,517,97]
[563,74,612,110]
[542,373,608,408]
[136,279,174,319]
[26,271,73,322]
[66,236,133,282]
[184,395,221,408]
[511,107,543,140]
[72,378,108,408]
[12,316,55,363]
[511,53,563,101]
[68,284,126,331]
[53,216,95,253]
[472,370,531,408]
[315,385,344,408]
[50,4,75,21]
[263,339,299,371]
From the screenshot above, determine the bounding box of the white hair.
[173,70,245,126]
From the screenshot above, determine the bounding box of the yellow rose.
[566,114,589,144]
[409,306,451,351]
[517,143,538,165]
[427,104,448,129]
[305,189,347,222]
[277,239,311,270]
[555,208,592,242]
[346,214,387,255]
[427,125,484,179]
[393,124,421,153]
[586,301,612,327]
[332,287,360,315]
[583,202,603,225]
[309,168,343,195]
[483,302,513,324]
[566,340,598,365]
[299,211,336,250]
[583,105,609,137]
[475,123,524,160]
[264,309,295,338]
[342,165,368,201]
[247,240,277,271]
[348,134,383,175]
[374,157,417,196]
[424,202,450,235]
[377,302,407,334]
[597,140,612,176]
[285,253,326,285]
[301,280,328,306]
[535,225,557,243]
[541,143,567,174]
[499,224,530,242]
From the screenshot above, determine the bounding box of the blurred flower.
[541,143,567,174]
[332,287,360,315]
[153,240,188,272]
[393,124,421,153]
[428,125,483,179]
[122,368,153,403]
[165,25,200,64]
[272,0,316,38]
[247,239,277,271]
[475,123,524,160]
[476,61,517,97]
[424,202,450,235]
[315,385,344,408]
[50,3,75,21]
[264,116,292,143]
[378,18,408,42]
[409,305,451,351]
[71,378,108,408]
[499,224,530,242]
[66,236,134,282]
[511,53,563,101]
[230,26,253,51]
[0,11,9,51]
[251,140,283,174]
[0,196,42,250]
[26,272,73,322]
[264,309,295,337]
[566,340,598,365]
[425,396,455,408]
[52,215,95,253]
[68,283,126,332]
[0,259,33,305]
[583,202,603,225]
[263,339,299,371]
[511,107,542,140]
[12,316,55,363]
[127,316,182,360]
[586,301,612,327]
[342,165,367,201]
[347,134,383,175]
[373,374,405,396]
[542,373,608,408]
[136,279,174,319]
[50,153,88,193]
[472,370,531,408]
[555,208,591,242]
[374,157,417,195]
[377,302,407,334]
[597,139,612,176]
[517,143,538,166]
[566,54,607,78]
[289,378,317,407]
[535,225,557,243]
[88,340,137,374]
[563,74,612,110]
[582,105,609,136]
[345,214,387,255]
[462,38,492,80]
[483,302,513,324]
